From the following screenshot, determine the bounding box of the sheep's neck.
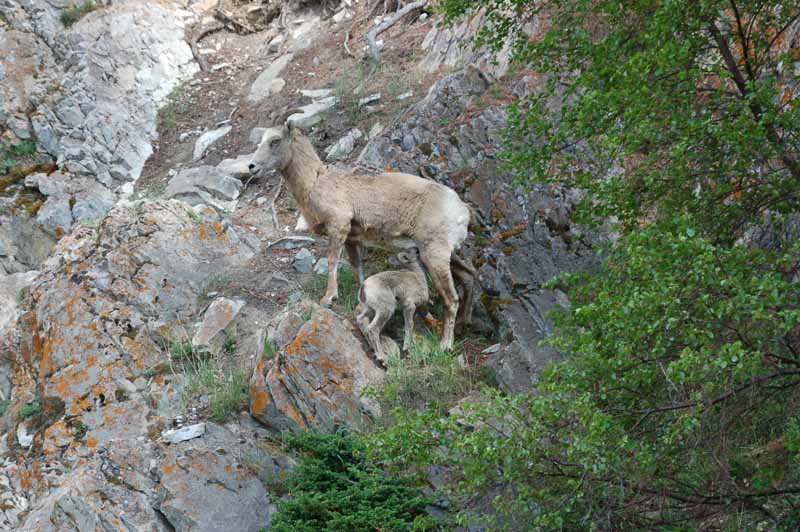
[282,133,325,208]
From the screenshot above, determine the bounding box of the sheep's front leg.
[345,240,365,286]
[321,228,348,307]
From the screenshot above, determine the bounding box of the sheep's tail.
[451,253,477,279]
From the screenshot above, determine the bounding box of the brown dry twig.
[365,0,427,64]
[188,23,225,71]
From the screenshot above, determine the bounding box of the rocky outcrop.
[358,67,601,392]
[1,1,198,189]
[250,303,385,432]
[0,201,273,531]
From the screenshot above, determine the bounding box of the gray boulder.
[247,53,294,103]
[166,166,243,211]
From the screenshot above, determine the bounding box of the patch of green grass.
[20,400,42,419]
[302,266,360,314]
[197,272,230,305]
[375,334,475,414]
[169,338,195,362]
[0,400,9,417]
[263,338,279,359]
[222,336,237,354]
[173,334,247,422]
[209,369,247,422]
[159,83,186,132]
[265,430,440,532]
[61,0,96,27]
[185,207,202,224]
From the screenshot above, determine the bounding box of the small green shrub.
[61,1,96,27]
[10,141,36,157]
[0,400,9,417]
[20,400,42,419]
[266,430,440,532]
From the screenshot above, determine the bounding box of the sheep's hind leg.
[421,249,459,351]
[452,256,476,326]
[345,240,365,286]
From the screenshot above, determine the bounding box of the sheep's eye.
[270,139,280,148]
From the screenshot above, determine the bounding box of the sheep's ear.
[397,252,410,263]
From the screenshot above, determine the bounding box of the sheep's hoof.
[320,296,336,308]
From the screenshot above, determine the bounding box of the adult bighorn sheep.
[248,109,476,349]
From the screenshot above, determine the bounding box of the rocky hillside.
[0,0,597,529]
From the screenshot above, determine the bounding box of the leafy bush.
[363,0,800,529]
[267,430,439,532]
[370,223,800,529]
[0,400,9,417]
[19,400,42,419]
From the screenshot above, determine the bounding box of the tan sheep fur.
[249,112,476,349]
[355,249,429,360]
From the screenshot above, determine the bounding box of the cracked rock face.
[0,201,272,531]
[1,0,198,189]
[250,304,385,432]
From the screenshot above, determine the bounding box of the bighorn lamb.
[356,248,429,360]
[248,110,476,349]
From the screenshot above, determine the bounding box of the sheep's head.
[248,109,302,176]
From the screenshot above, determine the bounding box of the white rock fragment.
[325,129,363,161]
[193,125,232,160]
[16,423,33,448]
[358,93,381,106]
[368,122,383,139]
[162,423,206,444]
[300,88,333,99]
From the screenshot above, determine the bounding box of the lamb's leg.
[367,308,392,360]
[321,227,348,306]
[420,248,459,350]
[355,303,372,338]
[401,304,415,353]
[345,240,365,286]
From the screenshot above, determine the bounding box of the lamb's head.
[248,109,303,176]
[397,248,424,273]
